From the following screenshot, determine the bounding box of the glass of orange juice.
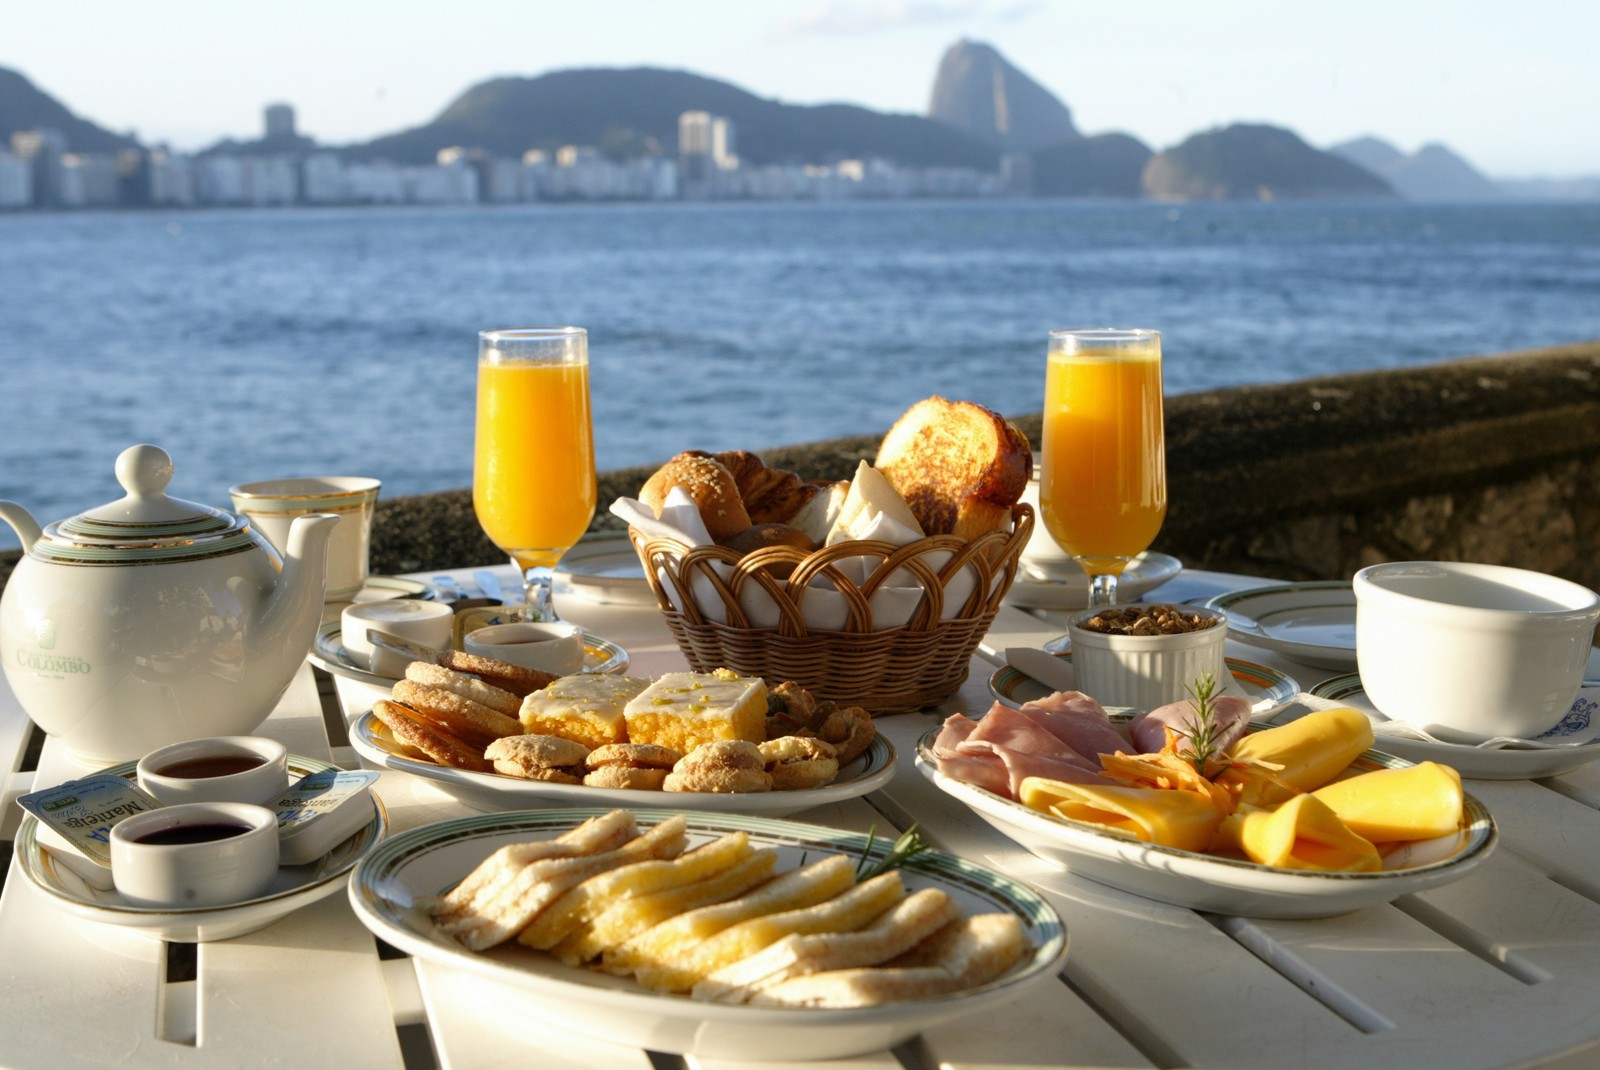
[1039,328,1166,630]
[474,327,597,622]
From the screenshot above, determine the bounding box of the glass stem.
[1087,571,1119,607]
[520,565,557,622]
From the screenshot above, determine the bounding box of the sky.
[6,0,1598,178]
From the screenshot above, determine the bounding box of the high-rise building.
[11,129,67,207]
[264,104,296,140]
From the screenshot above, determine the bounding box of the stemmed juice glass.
[473,327,597,622]
[1039,328,1166,645]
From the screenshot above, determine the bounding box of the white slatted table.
[3,561,1600,1070]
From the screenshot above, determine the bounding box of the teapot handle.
[0,501,43,550]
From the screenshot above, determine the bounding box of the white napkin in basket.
[610,477,995,631]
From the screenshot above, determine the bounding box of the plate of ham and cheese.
[915,696,1496,918]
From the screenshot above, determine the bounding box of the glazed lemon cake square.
[519,674,652,750]
[623,669,767,752]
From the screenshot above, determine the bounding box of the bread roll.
[721,524,816,556]
[713,450,818,524]
[640,452,752,541]
[874,397,1032,540]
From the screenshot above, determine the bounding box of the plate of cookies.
[348,661,898,817]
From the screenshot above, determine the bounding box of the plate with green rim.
[1202,582,1357,670]
[346,808,1068,1061]
[17,754,387,942]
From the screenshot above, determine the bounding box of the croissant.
[713,450,818,524]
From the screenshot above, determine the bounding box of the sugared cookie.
[663,740,772,794]
[484,734,591,782]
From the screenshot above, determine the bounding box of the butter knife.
[1005,647,1078,693]
[474,569,505,604]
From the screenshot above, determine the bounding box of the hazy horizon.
[6,1,1600,180]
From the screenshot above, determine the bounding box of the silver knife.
[1005,647,1078,693]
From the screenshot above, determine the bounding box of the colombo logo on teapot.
[12,619,91,675]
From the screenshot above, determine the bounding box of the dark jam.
[155,754,267,779]
[131,823,252,846]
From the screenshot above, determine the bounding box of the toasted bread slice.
[874,397,1032,540]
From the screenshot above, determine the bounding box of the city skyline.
[6,0,1600,178]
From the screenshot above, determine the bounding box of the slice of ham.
[1129,694,1254,754]
[1015,692,1132,764]
[932,704,1122,800]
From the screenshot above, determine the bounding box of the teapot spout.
[0,501,43,551]
[254,511,340,657]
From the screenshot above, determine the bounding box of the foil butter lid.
[33,444,260,565]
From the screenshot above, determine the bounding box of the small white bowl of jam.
[109,801,280,908]
[136,735,289,806]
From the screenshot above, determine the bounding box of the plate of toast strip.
[347,808,1068,1061]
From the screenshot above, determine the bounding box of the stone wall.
[4,340,1599,591]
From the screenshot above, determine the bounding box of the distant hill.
[0,66,139,154]
[347,67,1000,170]
[1144,124,1395,201]
[927,40,1078,153]
[1031,133,1151,197]
[1330,135,1502,201]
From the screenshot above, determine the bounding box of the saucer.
[554,534,654,605]
[1004,552,1183,610]
[1308,674,1600,780]
[310,619,629,690]
[16,754,387,942]
[1203,582,1357,670]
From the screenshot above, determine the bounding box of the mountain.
[346,67,1000,170]
[1031,133,1151,197]
[1330,135,1502,201]
[0,66,139,154]
[1144,124,1396,201]
[927,40,1078,152]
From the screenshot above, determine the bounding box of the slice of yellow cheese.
[1310,761,1464,843]
[1019,777,1224,853]
[1216,707,1375,808]
[1231,794,1381,872]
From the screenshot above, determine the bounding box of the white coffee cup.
[229,476,381,600]
[341,600,454,670]
[136,736,290,806]
[464,622,585,676]
[110,802,280,908]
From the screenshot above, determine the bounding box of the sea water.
[3,198,1599,548]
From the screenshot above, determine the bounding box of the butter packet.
[273,769,380,865]
[17,775,164,888]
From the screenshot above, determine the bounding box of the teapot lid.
[36,445,259,564]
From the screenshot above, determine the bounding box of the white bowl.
[1354,562,1600,742]
[1066,603,1229,711]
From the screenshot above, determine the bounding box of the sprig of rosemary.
[1177,672,1229,778]
[856,824,933,881]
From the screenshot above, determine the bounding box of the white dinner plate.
[916,726,1496,918]
[346,575,448,604]
[1004,552,1183,611]
[1203,582,1358,669]
[554,534,655,605]
[1309,674,1600,780]
[989,654,1299,716]
[310,620,630,690]
[350,711,898,816]
[16,755,388,942]
[347,808,1069,1061]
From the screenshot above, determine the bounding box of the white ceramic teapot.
[0,445,339,763]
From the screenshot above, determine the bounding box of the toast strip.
[747,912,1029,1008]
[422,810,637,917]
[693,887,957,1002]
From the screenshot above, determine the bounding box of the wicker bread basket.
[630,504,1033,714]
